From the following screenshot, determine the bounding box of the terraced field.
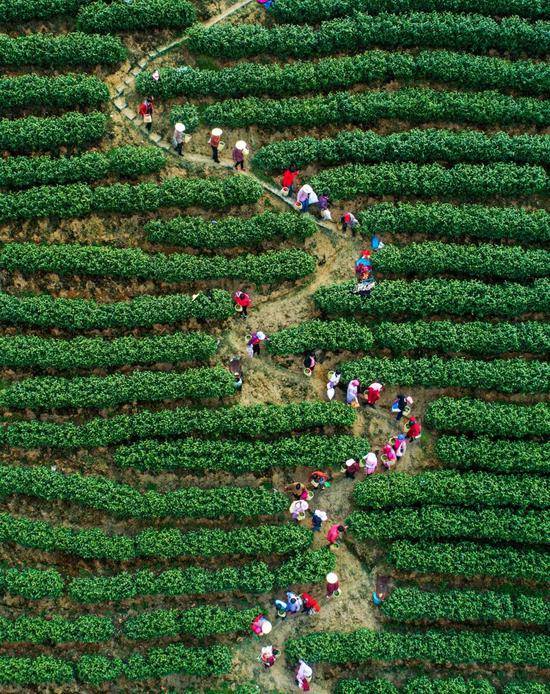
[0,0,548,691]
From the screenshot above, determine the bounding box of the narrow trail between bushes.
[105,5,417,691]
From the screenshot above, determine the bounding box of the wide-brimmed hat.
[256,331,266,340]
[175,122,185,132]
[235,139,247,150]
[211,127,223,136]
[301,184,313,194]
[326,572,338,583]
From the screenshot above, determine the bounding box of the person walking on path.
[172,122,185,155]
[260,645,280,669]
[209,128,222,163]
[406,416,422,441]
[232,140,247,171]
[139,96,154,132]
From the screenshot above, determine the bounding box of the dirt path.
[103,8,414,692]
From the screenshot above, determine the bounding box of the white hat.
[302,184,313,194]
[345,458,356,467]
[290,500,308,514]
[256,331,266,340]
[261,646,273,658]
[326,572,338,583]
[314,510,328,521]
[365,452,377,464]
[370,382,383,390]
[261,620,272,634]
[175,122,185,132]
[406,396,414,404]
[235,139,247,150]
[211,128,223,136]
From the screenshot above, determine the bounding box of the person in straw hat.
[209,128,223,163]
[172,122,186,156]
[232,140,248,171]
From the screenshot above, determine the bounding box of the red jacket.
[301,593,320,613]
[233,291,251,307]
[139,101,153,116]
[282,169,298,188]
[408,421,422,438]
[366,387,381,405]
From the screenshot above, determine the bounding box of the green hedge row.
[1,74,108,111]
[253,129,550,173]
[0,605,257,646]
[77,0,196,33]
[0,465,286,519]
[358,202,550,243]
[189,12,550,59]
[436,436,550,474]
[336,677,548,694]
[77,645,231,684]
[347,507,549,544]
[0,290,233,331]
[313,279,550,320]
[205,88,550,130]
[0,401,355,450]
[0,646,230,685]
[123,605,256,640]
[0,146,166,190]
[353,471,550,510]
[0,0,89,23]
[0,567,64,600]
[139,49,549,99]
[0,656,73,686]
[381,586,549,627]
[0,366,237,410]
[0,175,262,221]
[388,540,550,582]
[0,549,333,603]
[267,319,373,356]
[309,163,548,202]
[0,332,217,370]
[372,241,550,280]
[339,355,550,394]
[69,548,334,603]
[425,397,550,439]
[115,433,366,473]
[0,32,126,67]
[145,210,316,249]
[2,243,316,284]
[0,614,113,644]
[286,628,549,668]
[0,512,312,561]
[267,319,550,357]
[0,111,107,154]
[272,0,548,24]
[375,320,550,356]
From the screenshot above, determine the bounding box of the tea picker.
[259,645,280,669]
[295,660,313,691]
[208,128,223,163]
[172,122,189,156]
[311,508,328,532]
[251,614,272,636]
[326,572,341,598]
[289,499,309,521]
[233,140,249,171]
